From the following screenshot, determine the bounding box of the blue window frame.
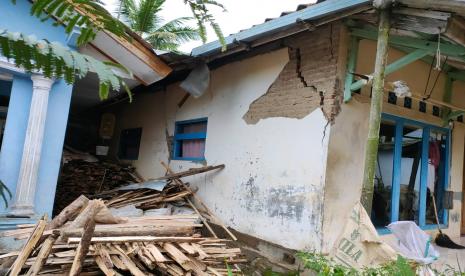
[372,114,450,234]
[173,118,208,161]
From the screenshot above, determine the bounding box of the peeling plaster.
[243,24,342,125]
[243,48,323,125]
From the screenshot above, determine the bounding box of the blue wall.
[1,1,70,44]
[0,1,74,218]
[0,75,32,213]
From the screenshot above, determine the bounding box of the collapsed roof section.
[64,3,172,86]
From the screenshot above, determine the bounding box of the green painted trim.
[350,48,433,91]
[344,36,359,102]
[393,45,453,73]
[447,71,465,82]
[351,28,465,57]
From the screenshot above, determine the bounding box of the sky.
[102,0,316,53]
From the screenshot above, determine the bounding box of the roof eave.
[191,0,372,57]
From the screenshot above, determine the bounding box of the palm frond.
[132,0,165,34]
[11,0,129,46]
[184,0,226,49]
[0,180,12,208]
[154,17,200,42]
[118,0,138,27]
[0,29,132,101]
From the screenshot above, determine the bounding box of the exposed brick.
[243,22,343,124]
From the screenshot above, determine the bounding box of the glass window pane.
[398,124,423,223]
[425,130,447,225]
[372,120,396,227]
[180,139,205,158]
[179,122,207,133]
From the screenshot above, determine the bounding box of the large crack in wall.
[243,23,342,125]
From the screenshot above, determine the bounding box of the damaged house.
[3,0,465,272]
[88,0,465,267]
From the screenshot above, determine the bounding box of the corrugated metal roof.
[191,0,371,57]
[265,3,315,22]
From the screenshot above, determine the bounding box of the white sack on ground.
[387,221,439,264]
[330,202,397,269]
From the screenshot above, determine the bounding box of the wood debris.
[0,163,245,275]
[53,158,141,215]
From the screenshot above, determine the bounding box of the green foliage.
[0,29,132,100]
[297,252,359,276]
[118,0,201,52]
[19,0,129,46]
[297,252,416,275]
[262,268,300,276]
[0,180,12,208]
[184,0,226,50]
[297,252,465,276]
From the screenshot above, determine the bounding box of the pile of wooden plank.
[0,163,245,275]
[54,159,141,215]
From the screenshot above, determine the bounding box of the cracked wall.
[243,23,342,124]
[107,24,345,252]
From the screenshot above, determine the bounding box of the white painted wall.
[110,49,331,250]
[322,99,369,253]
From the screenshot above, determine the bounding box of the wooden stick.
[186,199,218,238]
[114,252,145,276]
[47,195,89,230]
[161,161,237,240]
[69,218,96,276]
[68,236,205,244]
[9,215,48,276]
[145,244,168,263]
[177,93,191,108]
[95,256,116,276]
[66,199,105,230]
[94,244,114,269]
[25,230,60,276]
[62,225,196,238]
[155,164,225,181]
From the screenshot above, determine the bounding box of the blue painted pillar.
[0,75,32,214]
[0,76,72,218]
[35,79,72,216]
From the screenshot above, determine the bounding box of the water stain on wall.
[266,187,305,220]
[239,176,311,222]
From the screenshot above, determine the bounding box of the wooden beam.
[444,16,465,46]
[350,48,433,91]
[88,43,148,86]
[344,36,360,102]
[99,31,172,79]
[9,216,47,276]
[351,27,465,56]
[361,8,391,213]
[25,231,60,276]
[70,4,171,79]
[396,0,465,17]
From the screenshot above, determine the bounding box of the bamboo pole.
[360,6,391,213]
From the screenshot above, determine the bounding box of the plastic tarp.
[387,221,439,275]
[180,63,210,98]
